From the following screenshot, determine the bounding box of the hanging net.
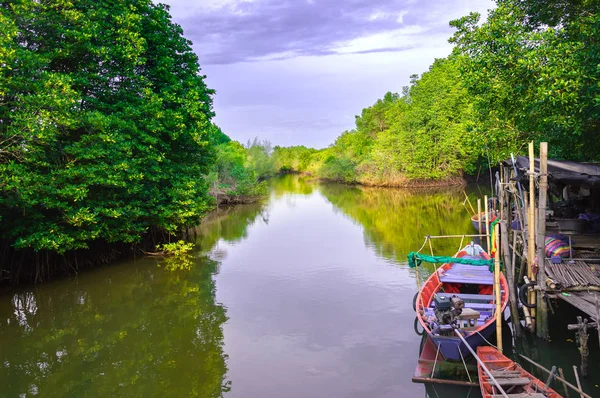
[407,252,501,272]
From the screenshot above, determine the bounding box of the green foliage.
[155,240,195,271]
[318,153,357,183]
[246,138,275,179]
[0,0,216,258]
[278,58,476,184]
[208,139,273,198]
[450,0,600,161]
[156,240,195,256]
[275,0,599,183]
[272,146,319,173]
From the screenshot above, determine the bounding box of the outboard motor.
[432,294,465,336]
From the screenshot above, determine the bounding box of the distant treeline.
[271,0,600,185]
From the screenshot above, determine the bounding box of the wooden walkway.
[545,259,600,288]
[543,257,600,321]
[559,291,599,321]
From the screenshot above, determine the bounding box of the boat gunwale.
[415,245,509,340]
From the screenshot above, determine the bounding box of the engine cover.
[434,294,452,311]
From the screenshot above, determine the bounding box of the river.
[1,175,597,397]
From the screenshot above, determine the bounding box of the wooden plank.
[452,293,495,301]
[411,377,478,387]
[560,293,598,321]
[495,377,531,386]
[490,394,546,398]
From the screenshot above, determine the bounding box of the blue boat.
[414,243,508,361]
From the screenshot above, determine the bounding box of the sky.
[163,0,495,148]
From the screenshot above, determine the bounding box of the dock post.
[568,317,589,378]
[528,142,537,325]
[536,142,549,339]
[494,224,503,352]
[485,195,490,251]
[573,366,585,397]
[477,198,482,236]
[501,220,521,336]
[499,165,505,222]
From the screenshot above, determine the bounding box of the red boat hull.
[477,346,562,398]
[415,244,508,361]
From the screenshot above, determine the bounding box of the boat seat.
[439,263,495,285]
[451,293,495,301]
[490,395,546,398]
[429,302,495,310]
[464,302,495,310]
[494,377,531,386]
[439,276,494,285]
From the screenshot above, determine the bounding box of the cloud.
[161,0,495,147]
[165,0,485,65]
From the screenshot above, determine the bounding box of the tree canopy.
[274,0,599,183]
[0,1,216,280]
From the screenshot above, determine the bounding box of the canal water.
[1,175,598,397]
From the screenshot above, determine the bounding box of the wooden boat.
[415,243,508,361]
[412,335,478,387]
[477,346,562,397]
[471,212,498,233]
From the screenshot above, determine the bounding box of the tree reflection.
[318,183,479,269]
[1,258,231,397]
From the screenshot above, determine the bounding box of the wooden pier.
[491,142,600,380]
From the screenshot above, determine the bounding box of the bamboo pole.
[522,305,533,330]
[573,366,585,398]
[528,142,537,323]
[518,355,591,398]
[463,191,476,215]
[519,197,529,283]
[494,224,503,352]
[485,195,491,251]
[511,230,518,281]
[478,198,482,236]
[499,166,504,222]
[501,221,521,336]
[426,234,488,239]
[537,142,549,339]
[558,368,571,398]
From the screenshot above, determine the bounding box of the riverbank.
[282,170,468,189]
[0,192,268,286]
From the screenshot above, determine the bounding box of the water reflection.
[1,258,230,397]
[319,183,478,264]
[0,176,492,397]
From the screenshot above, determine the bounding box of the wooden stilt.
[501,221,521,336]
[568,317,590,379]
[485,195,491,251]
[528,142,537,325]
[536,142,549,339]
[478,199,482,236]
[522,304,533,331]
[499,166,504,222]
[494,224,503,352]
[573,366,585,398]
